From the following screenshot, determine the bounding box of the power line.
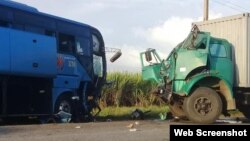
[211,0,244,12]
[211,0,246,13]
[223,0,250,12]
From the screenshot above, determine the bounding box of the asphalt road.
[0,120,170,141]
[1,118,249,141]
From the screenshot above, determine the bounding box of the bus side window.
[92,34,100,53]
[58,33,75,54]
[76,41,83,55]
[75,37,90,56]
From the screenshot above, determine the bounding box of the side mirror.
[145,51,152,62]
[110,50,122,62]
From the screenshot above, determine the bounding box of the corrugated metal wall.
[193,13,250,87]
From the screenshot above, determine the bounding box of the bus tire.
[54,95,73,122]
[183,87,222,123]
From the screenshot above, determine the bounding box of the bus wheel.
[55,96,72,123]
[169,95,186,118]
[183,87,222,123]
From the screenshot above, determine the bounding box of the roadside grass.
[96,72,169,121]
[101,72,165,107]
[93,106,169,121]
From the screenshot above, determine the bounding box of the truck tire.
[183,87,222,123]
[169,96,186,118]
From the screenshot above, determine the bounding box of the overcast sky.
[12,0,250,72]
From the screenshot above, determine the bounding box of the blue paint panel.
[10,29,57,77]
[53,75,80,89]
[0,27,10,73]
[75,59,92,81]
[56,54,91,81]
[57,54,77,76]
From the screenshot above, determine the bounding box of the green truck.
[140,13,250,123]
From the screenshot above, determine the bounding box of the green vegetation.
[97,72,168,120]
[100,72,166,107]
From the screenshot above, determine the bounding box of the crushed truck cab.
[140,26,236,123]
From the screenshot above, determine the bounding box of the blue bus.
[0,0,111,122]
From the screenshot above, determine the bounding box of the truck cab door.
[140,49,163,83]
[208,40,233,85]
[175,32,210,79]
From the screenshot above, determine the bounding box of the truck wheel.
[169,96,186,118]
[183,87,222,123]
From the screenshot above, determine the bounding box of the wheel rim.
[59,100,71,113]
[194,97,212,116]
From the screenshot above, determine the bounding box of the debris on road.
[159,113,167,120]
[54,111,72,123]
[135,121,139,125]
[106,119,112,122]
[75,126,81,129]
[126,123,134,128]
[129,128,137,132]
[216,117,242,124]
[127,121,141,132]
[131,109,151,120]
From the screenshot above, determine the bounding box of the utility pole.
[204,0,209,21]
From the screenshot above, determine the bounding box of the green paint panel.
[175,50,207,79]
[173,80,186,94]
[208,38,233,86]
[140,49,163,83]
[142,63,162,83]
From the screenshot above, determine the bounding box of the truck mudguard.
[182,72,235,110]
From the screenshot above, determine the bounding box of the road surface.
[0,118,248,141]
[0,120,169,141]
